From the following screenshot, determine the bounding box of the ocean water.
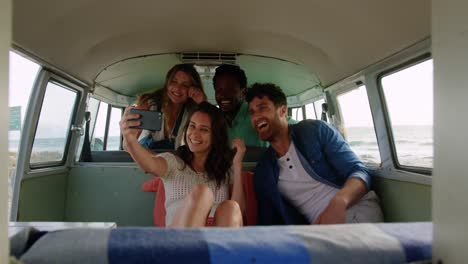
[345,125,433,168]
[8,125,433,168]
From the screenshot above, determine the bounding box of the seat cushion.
[141,177,166,227]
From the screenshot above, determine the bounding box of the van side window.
[337,85,381,165]
[107,107,123,150]
[290,107,304,121]
[91,101,108,151]
[30,82,79,165]
[314,99,325,119]
[90,99,123,151]
[380,59,433,168]
[304,98,325,120]
[87,97,100,138]
[305,103,317,119]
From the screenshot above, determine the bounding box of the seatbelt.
[171,107,184,140]
[79,111,93,162]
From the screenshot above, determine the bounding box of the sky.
[8,52,40,140]
[9,52,39,118]
[338,60,433,127]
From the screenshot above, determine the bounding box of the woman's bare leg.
[170,184,214,227]
[213,200,243,227]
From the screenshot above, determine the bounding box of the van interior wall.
[18,173,68,221]
[372,176,431,222]
[65,166,154,226]
[16,165,431,225]
[433,0,468,261]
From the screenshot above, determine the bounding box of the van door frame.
[1,0,11,259]
[10,68,89,221]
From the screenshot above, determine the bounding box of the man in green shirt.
[213,64,268,147]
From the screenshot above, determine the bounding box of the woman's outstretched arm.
[120,106,167,176]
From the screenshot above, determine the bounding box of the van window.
[107,107,123,150]
[91,101,108,151]
[90,100,123,151]
[30,81,79,165]
[304,103,317,119]
[337,85,381,164]
[88,97,100,136]
[314,98,325,119]
[380,59,433,169]
[75,97,100,161]
[291,107,304,121]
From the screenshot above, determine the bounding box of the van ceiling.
[95,54,322,101]
[13,0,430,93]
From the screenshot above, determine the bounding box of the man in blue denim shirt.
[246,83,382,225]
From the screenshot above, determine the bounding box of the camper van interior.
[1,0,467,263]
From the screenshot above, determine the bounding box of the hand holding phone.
[129,109,163,131]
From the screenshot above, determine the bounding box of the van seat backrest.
[141,177,166,227]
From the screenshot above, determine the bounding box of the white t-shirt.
[156,152,231,226]
[277,143,339,223]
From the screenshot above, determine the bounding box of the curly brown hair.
[245,82,287,107]
[176,102,233,187]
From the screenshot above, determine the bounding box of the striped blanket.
[11,222,431,264]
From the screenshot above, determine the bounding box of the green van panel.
[18,172,68,221]
[65,166,154,226]
[373,176,431,222]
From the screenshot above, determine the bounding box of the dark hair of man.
[245,82,287,107]
[212,64,247,90]
[176,102,233,187]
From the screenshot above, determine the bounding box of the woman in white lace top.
[121,102,246,227]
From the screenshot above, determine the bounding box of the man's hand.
[188,87,206,104]
[314,177,367,225]
[314,196,346,225]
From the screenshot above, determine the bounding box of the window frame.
[9,54,89,221]
[29,77,82,169]
[89,99,124,151]
[313,98,326,121]
[304,102,317,120]
[302,95,325,120]
[377,53,433,175]
[289,105,305,121]
[107,105,124,150]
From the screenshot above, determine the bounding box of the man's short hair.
[213,64,247,90]
[246,83,287,107]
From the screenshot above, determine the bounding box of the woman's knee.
[215,200,243,226]
[217,200,241,213]
[189,184,214,205]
